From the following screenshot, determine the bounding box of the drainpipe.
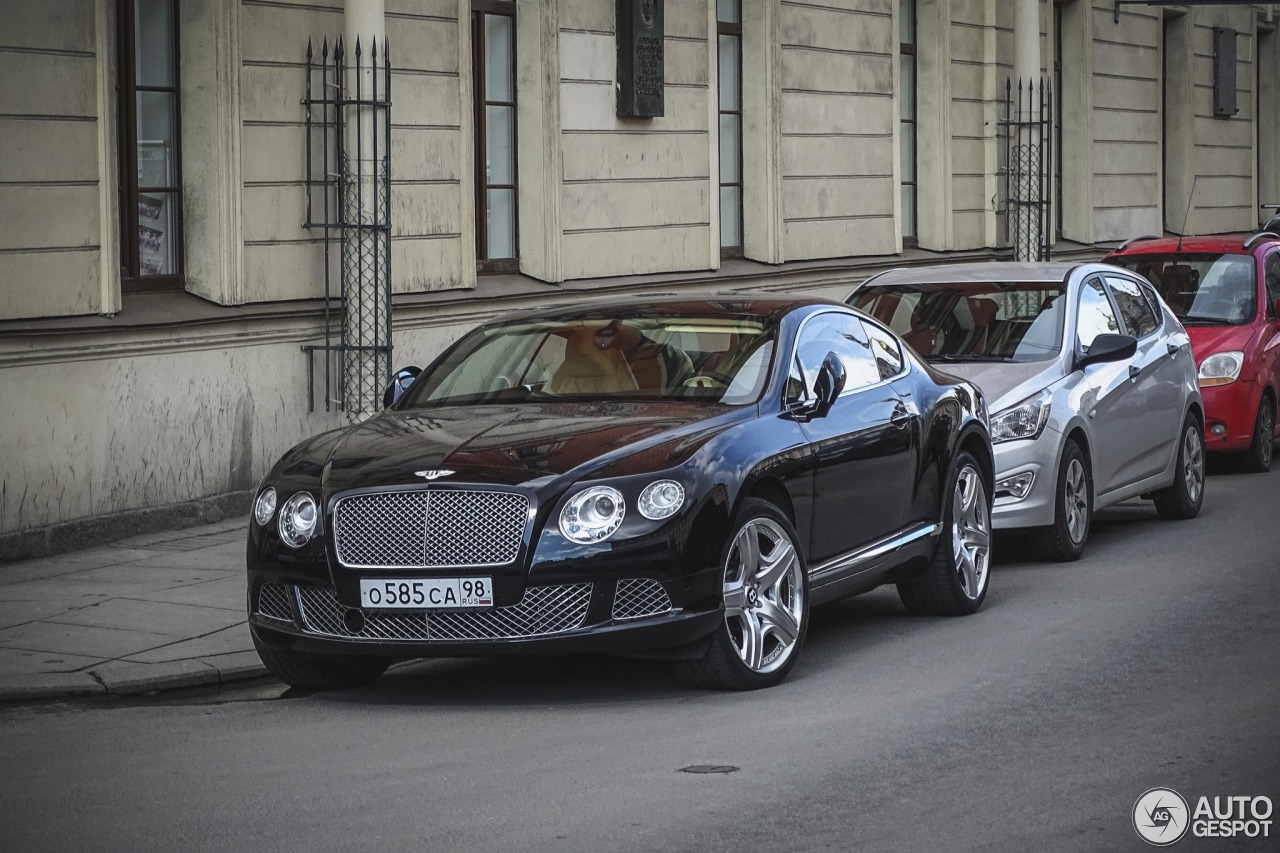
[343,0,387,420]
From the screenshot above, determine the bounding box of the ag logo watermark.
[1133,788,1274,845]
[1134,788,1190,846]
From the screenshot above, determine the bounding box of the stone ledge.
[0,491,252,565]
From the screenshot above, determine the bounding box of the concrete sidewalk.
[0,517,267,702]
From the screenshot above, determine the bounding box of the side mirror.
[382,366,422,409]
[811,352,847,419]
[1078,333,1137,369]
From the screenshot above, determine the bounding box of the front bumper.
[1200,379,1261,452]
[988,433,1060,530]
[248,576,723,658]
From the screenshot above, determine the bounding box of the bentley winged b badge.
[414,469,455,481]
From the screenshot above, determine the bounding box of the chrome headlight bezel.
[1198,350,1244,387]
[559,485,626,544]
[253,487,278,527]
[990,390,1053,445]
[278,491,319,548]
[638,479,686,521]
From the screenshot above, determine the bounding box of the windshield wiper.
[1179,315,1226,326]
[924,354,1017,363]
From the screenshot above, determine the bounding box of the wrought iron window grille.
[301,37,393,417]
[1000,78,1055,263]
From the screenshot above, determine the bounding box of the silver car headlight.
[253,487,278,526]
[638,479,685,520]
[1198,350,1244,388]
[278,491,319,548]
[559,486,625,543]
[990,390,1052,444]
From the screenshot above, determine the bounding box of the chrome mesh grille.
[294,583,592,642]
[256,582,293,622]
[612,578,673,621]
[333,489,530,569]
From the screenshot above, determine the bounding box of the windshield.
[1108,253,1256,326]
[849,281,1067,363]
[400,312,778,407]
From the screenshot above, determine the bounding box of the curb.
[0,654,270,703]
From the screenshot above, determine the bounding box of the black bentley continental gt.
[248,295,994,690]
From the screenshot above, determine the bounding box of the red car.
[1104,231,1280,471]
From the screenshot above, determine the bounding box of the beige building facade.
[1,0,1277,556]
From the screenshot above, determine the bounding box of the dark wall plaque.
[1212,27,1238,118]
[616,0,664,118]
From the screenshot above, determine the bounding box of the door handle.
[890,404,912,428]
[1167,343,1180,358]
[1128,364,1142,381]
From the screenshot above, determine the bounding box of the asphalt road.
[2,461,1278,853]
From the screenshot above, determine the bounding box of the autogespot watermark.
[1132,788,1274,846]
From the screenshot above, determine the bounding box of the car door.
[790,311,916,567]
[1073,276,1142,495]
[1261,251,1280,396]
[1105,275,1183,479]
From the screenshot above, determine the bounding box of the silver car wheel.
[951,465,991,600]
[1259,403,1274,468]
[1064,457,1089,544]
[722,518,804,674]
[1182,425,1205,503]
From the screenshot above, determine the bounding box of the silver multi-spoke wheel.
[898,451,992,615]
[1182,425,1205,503]
[722,517,804,674]
[951,465,991,600]
[1063,457,1089,544]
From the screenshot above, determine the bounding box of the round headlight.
[1198,350,1244,387]
[638,479,685,520]
[253,487,277,527]
[559,486,625,543]
[278,491,319,548]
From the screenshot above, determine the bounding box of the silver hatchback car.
[847,262,1205,560]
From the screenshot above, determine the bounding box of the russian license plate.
[359,578,494,609]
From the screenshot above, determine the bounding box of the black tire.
[898,451,991,616]
[1244,395,1275,474]
[672,498,809,690]
[1153,414,1206,520]
[252,632,391,691]
[1029,440,1091,562]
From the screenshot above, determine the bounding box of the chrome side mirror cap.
[383,366,422,408]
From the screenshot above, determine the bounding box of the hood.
[1187,324,1256,365]
[315,401,742,495]
[932,360,1062,412]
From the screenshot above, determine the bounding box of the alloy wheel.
[1183,425,1205,503]
[1064,457,1089,544]
[951,465,991,600]
[1260,403,1274,468]
[722,518,804,674]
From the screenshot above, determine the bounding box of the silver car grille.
[612,578,673,621]
[293,583,592,642]
[333,489,530,569]
[256,582,294,622]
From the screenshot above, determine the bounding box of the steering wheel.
[683,371,734,389]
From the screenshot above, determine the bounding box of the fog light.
[343,608,366,633]
[994,471,1035,501]
[1210,422,1227,437]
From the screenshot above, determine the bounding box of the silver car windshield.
[1108,253,1256,326]
[850,282,1067,363]
[401,314,778,407]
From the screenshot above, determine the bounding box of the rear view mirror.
[383,366,422,408]
[1078,334,1137,369]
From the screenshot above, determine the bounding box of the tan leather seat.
[547,328,639,395]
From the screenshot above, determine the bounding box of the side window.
[1106,276,1159,338]
[861,320,905,380]
[1266,253,1280,319]
[794,313,882,396]
[1076,278,1120,350]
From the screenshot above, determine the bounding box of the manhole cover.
[679,765,739,774]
